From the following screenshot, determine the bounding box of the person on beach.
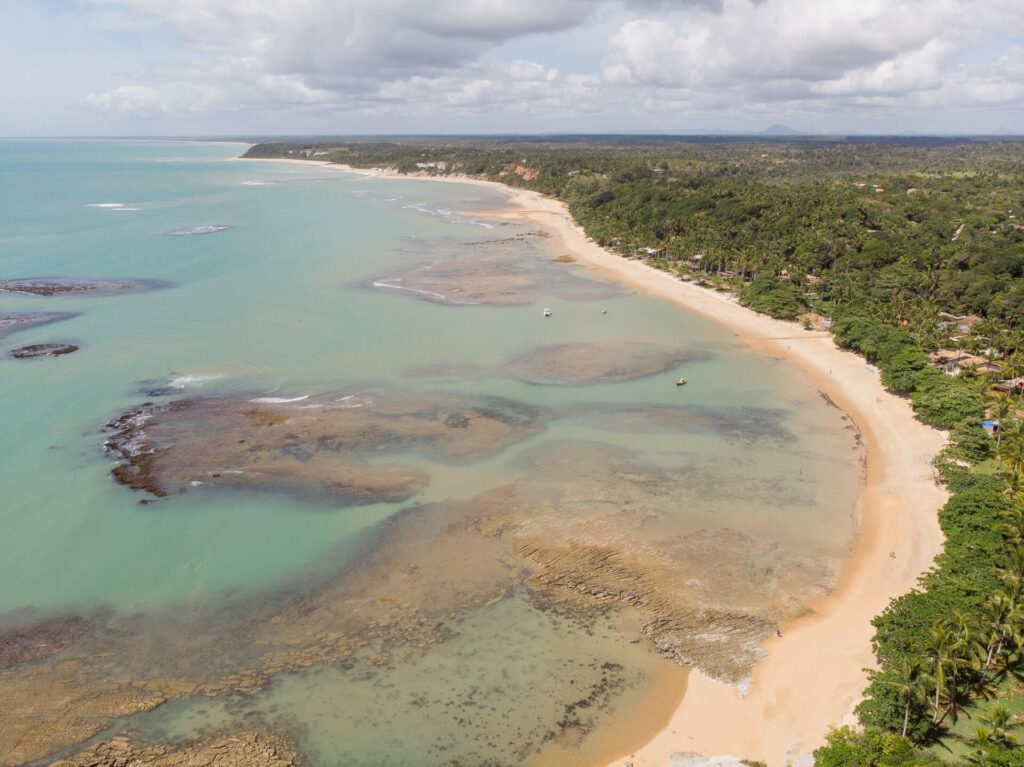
[776,628,782,637]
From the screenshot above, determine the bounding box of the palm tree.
[1001,546,1024,584]
[926,623,959,723]
[946,613,982,721]
[883,658,927,737]
[986,394,1013,451]
[979,594,1014,670]
[964,724,996,764]
[991,566,1024,672]
[1004,352,1024,406]
[978,703,1023,746]
[1003,471,1023,502]
[997,505,1024,547]
[1001,432,1024,474]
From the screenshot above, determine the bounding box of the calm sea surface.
[0,141,862,765]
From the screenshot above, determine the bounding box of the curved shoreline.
[245,159,950,766]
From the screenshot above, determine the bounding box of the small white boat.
[675,378,687,386]
[601,309,607,314]
[543,308,552,317]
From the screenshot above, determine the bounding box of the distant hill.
[762,124,801,135]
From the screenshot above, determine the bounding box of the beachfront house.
[937,313,984,334]
[930,349,1003,378]
[797,313,832,331]
[995,376,1024,396]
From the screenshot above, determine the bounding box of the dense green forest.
[245,137,1024,762]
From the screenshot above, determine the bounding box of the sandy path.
[245,159,950,766]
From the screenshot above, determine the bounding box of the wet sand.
[310,162,949,766]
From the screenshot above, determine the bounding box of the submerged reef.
[50,729,300,767]
[2,431,847,765]
[104,392,550,504]
[0,366,854,764]
[509,342,701,385]
[464,440,826,683]
[0,312,78,338]
[408,341,707,386]
[563,402,795,443]
[370,232,627,306]
[9,342,78,359]
[0,277,172,296]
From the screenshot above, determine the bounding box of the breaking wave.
[163,225,232,236]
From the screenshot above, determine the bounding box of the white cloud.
[85,0,595,87]
[598,0,1024,127]
[76,0,1024,132]
[605,0,977,89]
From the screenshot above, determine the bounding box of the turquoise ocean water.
[0,141,862,765]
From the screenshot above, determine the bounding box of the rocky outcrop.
[50,730,299,767]
[0,277,171,296]
[0,612,109,669]
[517,539,773,682]
[9,342,78,359]
[103,392,549,503]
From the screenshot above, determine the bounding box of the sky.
[3,0,1024,136]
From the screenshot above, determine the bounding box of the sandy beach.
[249,159,951,766]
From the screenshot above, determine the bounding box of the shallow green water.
[0,140,862,763]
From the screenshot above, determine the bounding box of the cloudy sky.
[4,0,1024,136]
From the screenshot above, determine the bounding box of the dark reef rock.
[0,277,172,296]
[103,392,550,505]
[9,343,78,359]
[50,729,300,767]
[0,611,110,670]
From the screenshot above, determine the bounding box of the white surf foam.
[334,394,371,409]
[402,202,495,228]
[371,278,449,302]
[168,373,225,389]
[164,225,232,236]
[249,395,310,404]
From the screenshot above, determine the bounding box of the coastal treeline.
[244,136,1024,762]
[810,317,1024,764]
